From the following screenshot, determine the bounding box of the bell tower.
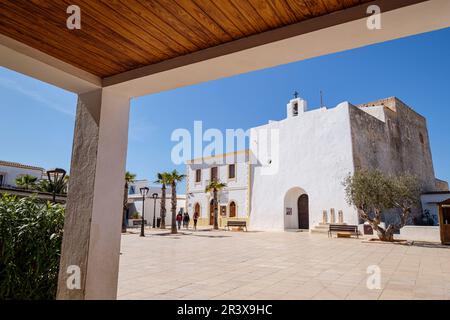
[287,91,307,118]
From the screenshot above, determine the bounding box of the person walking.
[181,212,186,229]
[193,211,199,230]
[176,211,183,230]
[183,212,190,230]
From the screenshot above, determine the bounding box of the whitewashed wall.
[399,226,441,242]
[130,194,186,227]
[128,181,186,227]
[249,101,358,231]
[0,164,43,187]
[186,153,250,220]
[421,193,450,225]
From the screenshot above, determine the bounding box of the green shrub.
[131,212,140,219]
[0,194,64,300]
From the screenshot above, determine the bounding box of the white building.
[186,151,251,227]
[421,191,450,225]
[186,96,446,231]
[127,180,186,227]
[0,160,44,188]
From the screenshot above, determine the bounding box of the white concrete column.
[57,89,130,300]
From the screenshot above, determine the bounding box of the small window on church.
[387,119,392,130]
[419,132,424,144]
[211,167,218,181]
[0,174,4,186]
[228,164,236,179]
[195,169,201,183]
[293,102,298,116]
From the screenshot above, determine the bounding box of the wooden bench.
[226,220,247,231]
[131,219,147,227]
[328,224,359,238]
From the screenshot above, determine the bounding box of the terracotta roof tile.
[0,160,44,172]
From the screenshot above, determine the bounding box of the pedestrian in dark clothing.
[183,212,190,230]
[176,212,183,230]
[193,211,199,230]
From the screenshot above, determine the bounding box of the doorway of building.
[440,202,450,245]
[284,187,307,230]
[209,200,215,226]
[298,194,309,229]
[229,201,236,218]
[194,203,200,220]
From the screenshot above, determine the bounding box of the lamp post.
[152,193,158,228]
[46,168,66,203]
[139,187,149,237]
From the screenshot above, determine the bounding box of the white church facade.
[186,96,446,231]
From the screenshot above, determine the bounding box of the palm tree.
[166,170,186,234]
[205,180,227,230]
[15,174,38,190]
[122,171,136,233]
[154,172,171,229]
[36,175,69,194]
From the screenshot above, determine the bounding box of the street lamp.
[151,193,158,228]
[139,187,149,237]
[47,168,66,203]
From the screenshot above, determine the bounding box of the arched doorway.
[209,200,215,225]
[194,203,201,218]
[229,201,236,218]
[284,187,308,230]
[298,194,309,229]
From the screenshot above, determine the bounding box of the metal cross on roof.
[293,91,299,99]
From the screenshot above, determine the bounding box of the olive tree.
[344,170,421,241]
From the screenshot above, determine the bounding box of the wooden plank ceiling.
[0,0,372,78]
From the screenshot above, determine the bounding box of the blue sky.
[1,28,449,193]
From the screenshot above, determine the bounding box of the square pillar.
[439,204,444,245]
[330,208,336,224]
[57,89,130,299]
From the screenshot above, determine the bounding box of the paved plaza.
[117,229,450,300]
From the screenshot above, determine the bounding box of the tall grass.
[0,195,64,299]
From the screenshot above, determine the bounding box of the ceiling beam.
[0,34,101,94]
[1,0,448,97]
[103,0,447,98]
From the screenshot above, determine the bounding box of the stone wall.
[350,97,436,190]
[435,179,449,192]
[349,97,437,224]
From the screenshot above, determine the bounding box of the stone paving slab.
[118,229,450,300]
